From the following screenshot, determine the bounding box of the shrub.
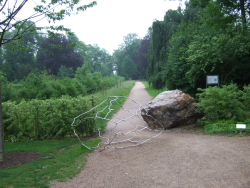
[3,95,98,141]
[242,84,250,111]
[196,84,246,123]
[196,83,250,134]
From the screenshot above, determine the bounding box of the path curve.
[51,81,250,188]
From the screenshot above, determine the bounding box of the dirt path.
[51,81,250,188]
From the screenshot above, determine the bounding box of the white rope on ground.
[72,96,164,151]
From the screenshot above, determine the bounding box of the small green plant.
[204,120,236,134]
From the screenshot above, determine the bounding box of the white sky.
[19,0,181,54]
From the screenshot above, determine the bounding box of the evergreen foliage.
[196,84,250,134]
[196,84,246,122]
[147,8,184,89]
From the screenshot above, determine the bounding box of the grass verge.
[90,80,135,130]
[141,81,168,98]
[0,139,101,188]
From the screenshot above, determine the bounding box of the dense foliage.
[113,32,152,80]
[0,30,114,82]
[0,17,126,143]
[2,80,133,141]
[137,33,152,79]
[37,35,84,76]
[147,1,250,95]
[2,68,122,102]
[196,84,250,134]
[3,95,97,141]
[113,33,141,80]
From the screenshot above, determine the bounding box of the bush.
[3,95,98,141]
[242,85,250,111]
[196,84,246,122]
[196,83,250,134]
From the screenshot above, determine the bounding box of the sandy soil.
[51,81,250,188]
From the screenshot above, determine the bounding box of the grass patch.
[0,138,101,188]
[141,81,168,98]
[93,80,135,101]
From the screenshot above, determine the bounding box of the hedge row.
[3,95,98,141]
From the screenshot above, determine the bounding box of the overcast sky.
[20,0,181,54]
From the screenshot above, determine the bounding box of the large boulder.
[141,90,203,129]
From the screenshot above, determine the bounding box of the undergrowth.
[203,119,250,134]
[197,83,250,135]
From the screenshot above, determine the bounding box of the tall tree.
[1,21,39,81]
[190,0,250,29]
[165,0,250,94]
[147,8,183,89]
[217,0,250,29]
[0,0,97,162]
[136,32,151,79]
[114,33,141,80]
[83,44,113,76]
[68,35,114,77]
[37,35,84,75]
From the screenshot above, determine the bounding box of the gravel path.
[51,81,250,188]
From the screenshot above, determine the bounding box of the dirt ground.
[0,151,40,169]
[50,81,250,188]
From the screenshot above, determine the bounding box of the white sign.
[207,75,219,84]
[236,124,246,129]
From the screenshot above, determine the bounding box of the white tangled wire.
[71,96,164,151]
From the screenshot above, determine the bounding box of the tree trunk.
[0,79,6,162]
[240,0,247,29]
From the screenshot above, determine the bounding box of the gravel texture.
[51,81,250,188]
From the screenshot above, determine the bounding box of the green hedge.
[3,95,98,141]
[2,70,125,103]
